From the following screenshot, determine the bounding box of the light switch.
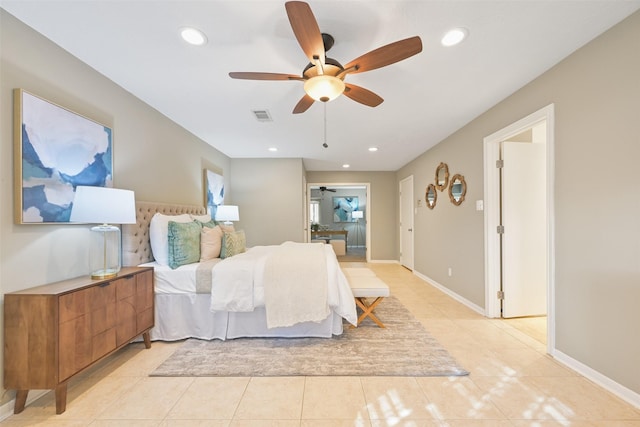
[476,200,484,211]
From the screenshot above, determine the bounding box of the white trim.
[368,259,399,264]
[482,103,556,355]
[0,390,48,421]
[553,350,640,409]
[413,270,485,315]
[415,266,639,411]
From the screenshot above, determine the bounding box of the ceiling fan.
[229,1,423,114]
[319,186,336,193]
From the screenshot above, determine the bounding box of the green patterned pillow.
[196,219,217,229]
[220,230,246,259]
[167,220,201,269]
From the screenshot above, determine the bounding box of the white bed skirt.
[149,293,344,341]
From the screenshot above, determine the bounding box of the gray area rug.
[150,296,469,377]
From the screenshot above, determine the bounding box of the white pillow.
[150,213,192,265]
[190,213,212,223]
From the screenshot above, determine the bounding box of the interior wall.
[306,171,396,261]
[230,158,306,247]
[310,187,367,248]
[0,10,231,404]
[398,11,640,395]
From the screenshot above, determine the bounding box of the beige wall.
[398,11,640,394]
[230,158,306,247]
[0,10,231,403]
[306,171,397,261]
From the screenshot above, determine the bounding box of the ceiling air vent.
[252,109,273,122]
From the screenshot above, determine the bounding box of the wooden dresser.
[3,266,154,414]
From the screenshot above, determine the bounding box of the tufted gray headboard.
[122,201,207,267]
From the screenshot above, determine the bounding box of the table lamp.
[352,210,364,248]
[215,205,239,225]
[70,186,136,279]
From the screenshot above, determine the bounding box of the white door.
[400,176,414,270]
[501,141,547,318]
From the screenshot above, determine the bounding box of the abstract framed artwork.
[333,196,359,222]
[13,89,113,224]
[204,169,225,217]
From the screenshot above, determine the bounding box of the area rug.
[150,296,469,377]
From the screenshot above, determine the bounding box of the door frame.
[399,175,414,270]
[483,104,555,354]
[306,182,371,263]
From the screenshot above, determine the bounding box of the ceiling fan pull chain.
[323,103,328,148]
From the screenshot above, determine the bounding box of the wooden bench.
[330,239,346,256]
[344,269,390,328]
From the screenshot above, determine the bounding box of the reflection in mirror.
[425,184,437,209]
[449,174,467,205]
[435,162,449,191]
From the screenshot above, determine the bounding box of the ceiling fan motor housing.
[303,57,344,79]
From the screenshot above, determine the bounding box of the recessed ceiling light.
[368,147,378,152]
[342,164,350,168]
[180,27,207,46]
[268,147,278,152]
[441,27,468,47]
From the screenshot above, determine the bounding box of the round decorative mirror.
[435,162,449,191]
[448,174,467,205]
[425,184,437,209]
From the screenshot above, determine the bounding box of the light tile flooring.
[2,263,639,426]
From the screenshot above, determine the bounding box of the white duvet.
[210,243,357,327]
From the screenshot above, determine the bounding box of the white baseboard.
[368,259,399,264]
[553,350,640,409]
[0,390,48,421]
[411,269,640,411]
[413,270,485,315]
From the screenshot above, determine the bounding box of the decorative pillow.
[197,219,217,229]
[218,223,235,233]
[200,225,224,261]
[167,220,202,269]
[149,213,192,265]
[220,230,246,259]
[190,213,211,223]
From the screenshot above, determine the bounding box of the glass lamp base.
[89,224,122,280]
[91,270,118,280]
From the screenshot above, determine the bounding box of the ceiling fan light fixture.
[441,27,468,47]
[304,75,345,102]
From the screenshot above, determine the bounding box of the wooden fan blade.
[293,94,315,114]
[344,36,422,74]
[343,83,384,107]
[285,1,325,64]
[229,72,302,81]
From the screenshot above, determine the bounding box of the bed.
[122,201,356,341]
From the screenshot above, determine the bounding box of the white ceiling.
[2,1,639,171]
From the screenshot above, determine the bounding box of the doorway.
[483,104,555,353]
[307,183,369,262]
[399,176,414,270]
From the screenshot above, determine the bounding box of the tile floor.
[2,263,639,426]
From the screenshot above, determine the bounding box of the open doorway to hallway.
[308,184,368,262]
[483,104,555,353]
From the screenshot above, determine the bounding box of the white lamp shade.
[70,186,136,224]
[352,210,364,219]
[215,205,239,222]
